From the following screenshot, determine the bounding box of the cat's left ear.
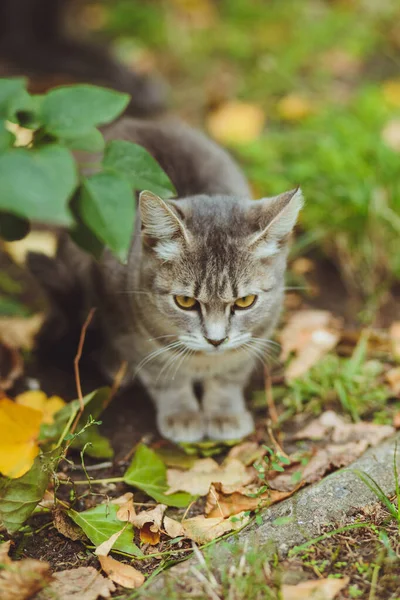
[249,187,304,258]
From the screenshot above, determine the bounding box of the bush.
[0,78,175,262]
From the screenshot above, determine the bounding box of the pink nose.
[205,337,227,347]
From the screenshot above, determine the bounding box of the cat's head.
[138,189,303,354]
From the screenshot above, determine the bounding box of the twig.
[70,307,96,436]
[267,420,289,460]
[103,360,127,410]
[264,365,278,424]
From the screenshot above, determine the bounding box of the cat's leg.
[202,368,255,441]
[140,372,205,442]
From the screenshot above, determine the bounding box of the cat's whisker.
[133,341,183,379]
[171,347,193,381]
[251,337,281,349]
[147,334,177,342]
[156,346,185,382]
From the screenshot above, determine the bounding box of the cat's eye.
[234,294,257,310]
[174,295,198,310]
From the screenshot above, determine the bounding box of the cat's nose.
[205,337,227,347]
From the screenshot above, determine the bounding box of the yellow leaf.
[382,79,400,107]
[277,94,313,122]
[4,230,57,266]
[15,390,65,425]
[0,398,42,478]
[0,314,43,350]
[206,101,265,145]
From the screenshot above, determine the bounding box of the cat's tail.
[0,0,167,116]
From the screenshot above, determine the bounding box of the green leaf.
[41,85,130,137]
[0,447,61,533]
[71,425,114,459]
[79,173,135,261]
[63,128,105,152]
[0,145,77,225]
[69,504,142,556]
[123,444,194,508]
[39,387,111,443]
[0,122,15,152]
[103,140,176,198]
[0,212,30,241]
[0,78,27,119]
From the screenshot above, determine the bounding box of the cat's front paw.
[206,410,255,441]
[157,411,205,442]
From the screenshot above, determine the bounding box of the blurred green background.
[73,0,400,306]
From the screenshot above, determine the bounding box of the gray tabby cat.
[31,116,303,443]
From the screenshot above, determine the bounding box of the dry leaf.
[129,504,166,545]
[0,541,52,600]
[16,390,65,425]
[0,397,42,478]
[280,310,342,380]
[387,367,400,396]
[116,497,136,522]
[5,121,34,146]
[4,231,56,266]
[182,512,249,544]
[39,566,116,600]
[205,482,293,518]
[98,556,145,589]
[293,411,394,445]
[0,340,23,391]
[277,94,313,122]
[95,528,126,557]
[167,458,255,496]
[206,101,265,144]
[53,508,86,542]
[0,314,43,350]
[390,322,400,359]
[110,492,134,505]
[226,441,266,466]
[282,576,349,600]
[163,515,185,538]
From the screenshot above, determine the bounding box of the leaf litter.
[1,305,400,596]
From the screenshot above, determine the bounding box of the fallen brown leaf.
[53,508,86,542]
[205,482,293,518]
[390,322,400,359]
[0,541,52,600]
[293,411,394,445]
[38,566,116,600]
[206,101,265,145]
[182,512,249,544]
[167,458,255,496]
[387,367,400,396]
[98,556,145,589]
[280,310,341,380]
[95,528,126,557]
[0,341,23,391]
[163,515,185,538]
[282,576,349,600]
[128,504,166,545]
[0,314,43,350]
[226,441,266,466]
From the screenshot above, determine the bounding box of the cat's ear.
[139,190,189,258]
[249,187,303,258]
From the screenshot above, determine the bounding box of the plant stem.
[73,476,124,485]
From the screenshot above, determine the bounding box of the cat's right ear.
[139,190,189,258]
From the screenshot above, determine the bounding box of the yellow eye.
[174,295,198,310]
[234,294,257,309]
